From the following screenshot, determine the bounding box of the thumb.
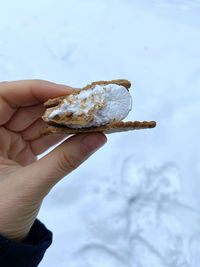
[21,132,107,197]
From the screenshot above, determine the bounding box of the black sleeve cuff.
[0,219,52,267]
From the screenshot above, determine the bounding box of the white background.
[0,0,200,266]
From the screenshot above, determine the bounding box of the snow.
[0,0,200,266]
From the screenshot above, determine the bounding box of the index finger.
[0,79,74,125]
[0,79,74,108]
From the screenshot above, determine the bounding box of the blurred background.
[1,0,200,266]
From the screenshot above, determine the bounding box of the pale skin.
[0,79,107,242]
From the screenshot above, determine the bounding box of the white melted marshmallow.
[48,84,132,128]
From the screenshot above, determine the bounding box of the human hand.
[0,80,107,242]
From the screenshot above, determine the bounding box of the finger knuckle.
[58,152,82,173]
[32,79,45,86]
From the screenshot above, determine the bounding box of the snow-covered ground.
[0,0,200,266]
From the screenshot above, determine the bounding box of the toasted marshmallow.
[43,83,132,128]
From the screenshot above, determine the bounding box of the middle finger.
[5,104,45,132]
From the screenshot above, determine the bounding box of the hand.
[0,80,107,242]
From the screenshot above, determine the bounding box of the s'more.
[40,79,156,135]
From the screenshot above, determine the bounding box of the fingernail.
[57,84,79,90]
[81,133,107,155]
[56,84,80,94]
[56,83,71,88]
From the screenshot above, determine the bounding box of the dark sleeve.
[0,219,52,267]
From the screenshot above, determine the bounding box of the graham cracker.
[40,121,156,135]
[41,79,156,135]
